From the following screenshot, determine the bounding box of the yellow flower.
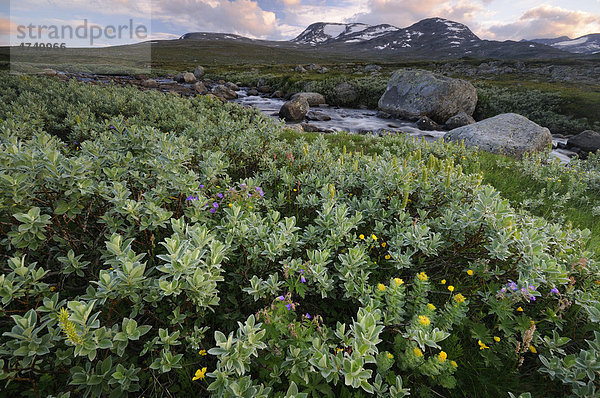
[529,345,537,354]
[418,315,430,326]
[381,242,387,248]
[385,254,391,260]
[192,367,207,381]
[372,234,377,241]
[359,234,365,240]
[228,203,232,207]
[517,306,524,312]
[478,340,489,350]
[448,285,455,292]
[413,347,423,357]
[387,352,394,359]
[441,279,446,285]
[377,283,386,291]
[418,272,428,281]
[198,349,207,356]
[50,286,56,292]
[427,303,436,310]
[467,269,474,276]
[454,293,466,303]
[394,278,404,286]
[438,351,447,362]
[58,307,83,345]
[450,360,458,368]
[494,336,501,342]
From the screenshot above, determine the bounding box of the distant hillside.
[529,34,600,55]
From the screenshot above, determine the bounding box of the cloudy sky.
[1,0,599,47]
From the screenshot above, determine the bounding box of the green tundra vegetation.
[0,73,599,398]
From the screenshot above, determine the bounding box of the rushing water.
[234,89,574,163]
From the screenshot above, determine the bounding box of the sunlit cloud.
[485,5,600,40]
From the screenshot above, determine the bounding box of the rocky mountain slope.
[529,34,600,55]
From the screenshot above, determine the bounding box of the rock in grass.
[445,112,476,130]
[378,69,477,123]
[279,97,309,122]
[444,113,552,158]
[194,66,205,79]
[567,130,600,156]
[291,92,326,106]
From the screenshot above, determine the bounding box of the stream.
[234,89,574,164]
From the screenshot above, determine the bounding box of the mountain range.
[179,17,599,60]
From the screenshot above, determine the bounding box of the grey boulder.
[567,130,600,155]
[444,113,552,157]
[279,97,309,122]
[378,69,477,123]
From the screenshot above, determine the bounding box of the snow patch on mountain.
[555,37,588,46]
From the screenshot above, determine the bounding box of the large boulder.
[566,130,600,155]
[444,113,552,157]
[279,97,309,122]
[378,69,477,123]
[291,92,326,106]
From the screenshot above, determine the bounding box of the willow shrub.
[1,74,599,398]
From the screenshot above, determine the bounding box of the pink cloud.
[486,5,600,40]
[153,0,278,38]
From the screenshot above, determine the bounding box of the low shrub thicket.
[1,74,599,398]
[474,84,599,134]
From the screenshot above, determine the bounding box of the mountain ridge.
[177,17,597,60]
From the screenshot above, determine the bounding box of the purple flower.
[213,202,219,208]
[500,287,506,293]
[248,193,252,197]
[277,295,285,301]
[110,126,115,129]
[299,269,305,274]
[508,281,518,291]
[210,208,216,213]
[301,276,306,283]
[256,187,261,192]
[241,183,247,188]
[186,195,197,201]
[530,296,536,301]
[199,184,204,189]
[529,285,536,291]
[305,313,311,319]
[551,288,559,294]
[217,193,223,198]
[285,303,292,311]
